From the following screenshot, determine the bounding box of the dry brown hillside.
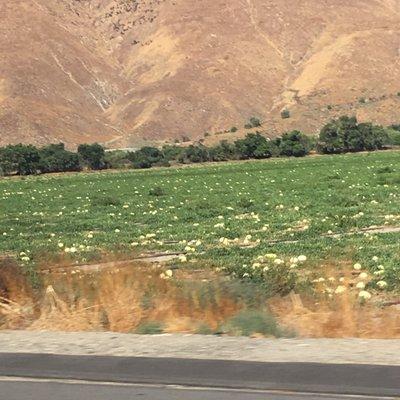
[1,0,399,148]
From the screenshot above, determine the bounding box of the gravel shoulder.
[0,331,399,365]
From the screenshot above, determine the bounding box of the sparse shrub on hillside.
[230,126,238,133]
[244,117,261,129]
[181,135,191,143]
[281,109,290,119]
[249,117,261,127]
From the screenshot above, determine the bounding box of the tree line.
[0,143,106,176]
[1,116,400,176]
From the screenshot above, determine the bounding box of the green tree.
[39,143,81,173]
[235,133,275,159]
[77,143,106,170]
[209,141,237,161]
[318,116,358,154]
[161,145,184,162]
[179,145,210,163]
[0,144,41,175]
[128,146,164,169]
[279,131,310,157]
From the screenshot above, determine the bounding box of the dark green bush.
[178,145,210,163]
[0,144,41,176]
[235,133,276,159]
[77,143,106,170]
[148,186,165,196]
[317,116,388,154]
[128,146,164,169]
[39,143,81,173]
[279,130,310,157]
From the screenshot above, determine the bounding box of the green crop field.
[1,151,400,292]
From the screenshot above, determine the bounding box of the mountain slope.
[1,0,399,148]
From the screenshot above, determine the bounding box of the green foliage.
[222,310,284,337]
[39,143,81,173]
[281,109,290,119]
[91,195,121,207]
[1,150,400,292]
[230,126,238,133]
[386,128,400,146]
[104,150,131,169]
[249,117,261,127]
[244,117,261,129]
[128,146,165,169]
[179,145,210,163]
[195,323,214,335]
[278,130,311,157]
[0,144,41,176]
[318,116,388,154]
[209,141,237,161]
[148,186,165,197]
[77,143,106,170]
[235,133,276,159]
[135,321,164,334]
[162,145,184,162]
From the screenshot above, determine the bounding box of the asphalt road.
[0,378,396,400]
[0,353,399,399]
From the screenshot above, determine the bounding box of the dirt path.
[0,331,398,365]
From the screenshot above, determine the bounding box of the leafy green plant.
[135,321,164,334]
[222,310,284,337]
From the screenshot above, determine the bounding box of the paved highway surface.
[0,353,399,399]
[0,378,396,400]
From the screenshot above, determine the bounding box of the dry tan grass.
[1,258,399,337]
[1,260,240,333]
[270,293,400,338]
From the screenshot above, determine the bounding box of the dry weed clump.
[0,259,36,329]
[270,292,400,338]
